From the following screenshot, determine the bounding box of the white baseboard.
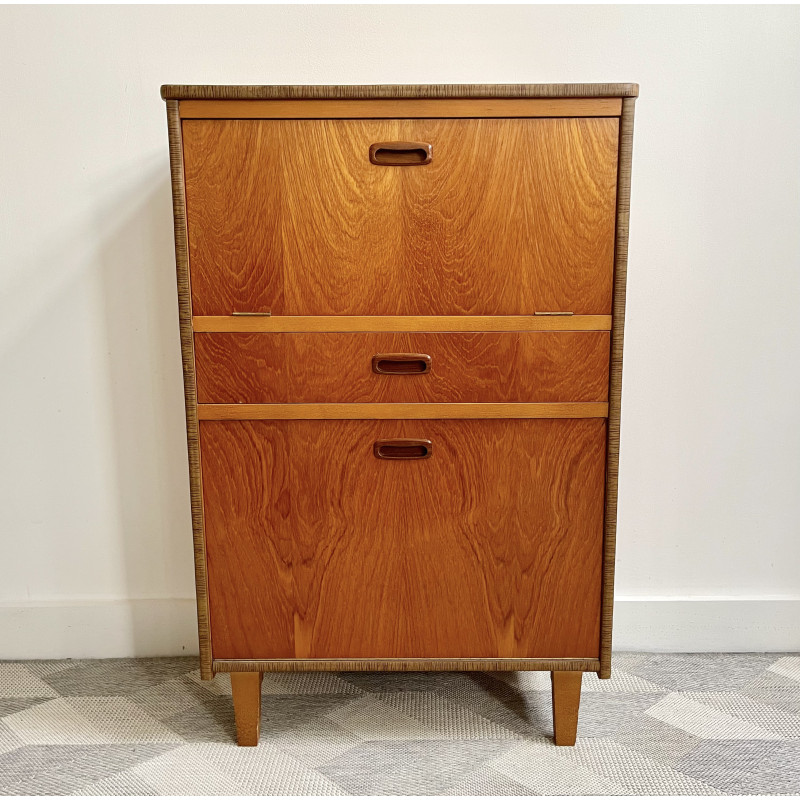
[1,597,798,660]
[0,599,200,660]
[612,596,800,652]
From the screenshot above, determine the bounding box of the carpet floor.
[0,654,799,795]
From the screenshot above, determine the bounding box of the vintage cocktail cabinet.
[162,83,637,746]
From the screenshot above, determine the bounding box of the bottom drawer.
[200,418,606,661]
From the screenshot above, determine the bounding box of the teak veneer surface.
[200,419,606,660]
[178,98,622,119]
[191,315,613,333]
[196,402,608,420]
[182,117,619,316]
[194,331,610,404]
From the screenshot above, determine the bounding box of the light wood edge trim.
[214,658,600,674]
[192,315,612,333]
[600,97,636,679]
[162,83,639,100]
[197,403,609,421]
[167,101,213,681]
[179,98,621,120]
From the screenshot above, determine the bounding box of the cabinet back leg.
[550,671,582,746]
[230,672,263,746]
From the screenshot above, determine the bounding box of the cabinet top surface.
[160,83,639,101]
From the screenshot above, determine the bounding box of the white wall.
[1,5,799,658]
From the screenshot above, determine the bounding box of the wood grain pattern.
[162,83,639,100]
[179,98,622,119]
[182,117,619,316]
[216,658,599,673]
[230,672,263,746]
[599,96,636,679]
[200,419,606,660]
[192,315,613,333]
[196,403,609,420]
[166,100,213,680]
[194,332,610,404]
[164,84,636,683]
[551,671,582,745]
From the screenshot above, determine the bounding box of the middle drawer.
[195,331,610,404]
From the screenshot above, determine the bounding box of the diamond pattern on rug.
[434,673,553,739]
[676,738,800,795]
[572,692,667,738]
[0,664,59,699]
[768,656,800,683]
[491,739,627,796]
[42,658,194,697]
[119,744,250,796]
[0,653,797,795]
[191,741,347,795]
[0,744,175,796]
[326,695,435,741]
[609,712,701,765]
[4,698,114,745]
[443,763,540,796]
[267,672,365,697]
[129,676,206,721]
[0,722,24,758]
[681,691,800,737]
[562,738,721,795]
[646,692,783,740]
[319,739,513,795]
[261,717,362,769]
[79,767,161,796]
[624,653,779,691]
[744,671,800,716]
[163,695,236,744]
[0,698,53,718]
[377,691,521,740]
[4,697,184,746]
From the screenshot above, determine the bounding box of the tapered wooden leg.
[230,672,263,746]
[550,671,582,746]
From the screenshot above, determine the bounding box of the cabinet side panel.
[167,101,212,678]
[600,97,635,678]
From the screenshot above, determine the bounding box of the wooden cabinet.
[163,84,637,747]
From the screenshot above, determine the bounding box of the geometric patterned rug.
[1,653,799,795]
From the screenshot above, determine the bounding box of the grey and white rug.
[0,653,799,795]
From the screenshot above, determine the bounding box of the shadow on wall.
[96,163,198,655]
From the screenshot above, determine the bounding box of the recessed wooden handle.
[372,353,431,375]
[369,142,432,166]
[373,439,432,460]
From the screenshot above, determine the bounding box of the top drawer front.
[183,117,619,316]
